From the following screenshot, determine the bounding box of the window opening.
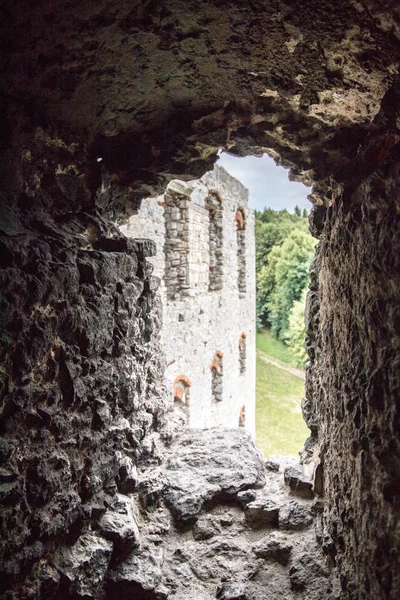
[235,207,246,297]
[173,374,192,405]
[239,332,247,374]
[164,189,190,299]
[210,350,223,402]
[217,151,313,458]
[206,189,223,291]
[239,405,246,428]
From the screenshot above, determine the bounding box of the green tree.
[294,205,301,217]
[285,289,308,367]
[255,220,291,273]
[254,208,309,274]
[258,229,316,339]
[257,242,283,324]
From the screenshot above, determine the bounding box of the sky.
[217,152,312,213]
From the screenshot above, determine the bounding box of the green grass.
[256,330,309,458]
[256,329,298,367]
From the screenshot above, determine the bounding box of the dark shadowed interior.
[1,1,399,598]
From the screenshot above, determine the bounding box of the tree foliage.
[255,207,315,358]
[255,207,309,273]
[284,289,308,367]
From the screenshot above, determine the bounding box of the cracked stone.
[99,494,140,550]
[51,532,113,598]
[163,428,265,524]
[252,531,293,566]
[284,464,314,499]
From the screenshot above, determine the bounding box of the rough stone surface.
[193,515,221,541]
[244,500,280,527]
[51,533,113,598]
[99,493,140,550]
[289,555,330,593]
[3,0,400,202]
[111,442,328,600]
[162,443,328,599]
[284,465,314,499]
[305,156,400,599]
[163,428,265,524]
[252,531,293,565]
[1,1,400,598]
[0,132,169,598]
[107,544,165,599]
[279,501,313,531]
[237,489,257,508]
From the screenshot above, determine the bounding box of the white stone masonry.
[120,165,256,436]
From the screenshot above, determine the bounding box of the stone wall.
[2,1,400,598]
[0,132,174,598]
[120,165,256,435]
[305,158,400,598]
[163,188,190,300]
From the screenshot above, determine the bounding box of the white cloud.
[217,153,312,213]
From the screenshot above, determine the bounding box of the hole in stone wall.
[238,404,246,427]
[173,375,192,405]
[118,152,314,455]
[118,169,253,433]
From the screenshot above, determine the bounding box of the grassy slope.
[256,329,298,367]
[256,330,310,458]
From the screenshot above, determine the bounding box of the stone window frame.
[173,374,192,405]
[206,189,224,292]
[235,206,246,231]
[163,190,191,300]
[239,404,246,427]
[239,332,247,375]
[210,350,224,403]
[235,206,246,298]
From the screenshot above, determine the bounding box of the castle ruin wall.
[120,165,256,435]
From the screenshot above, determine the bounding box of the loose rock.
[289,554,329,594]
[51,532,113,598]
[244,500,279,527]
[252,531,293,565]
[279,501,313,531]
[99,494,140,550]
[193,515,221,540]
[284,464,314,499]
[163,428,265,524]
[107,544,165,599]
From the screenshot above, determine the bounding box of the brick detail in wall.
[239,332,247,374]
[173,374,192,404]
[164,192,190,299]
[206,190,223,292]
[239,405,246,427]
[236,207,246,298]
[210,350,223,402]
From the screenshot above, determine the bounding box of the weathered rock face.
[163,428,265,524]
[3,0,400,200]
[0,134,170,597]
[305,156,400,598]
[1,1,400,599]
[108,440,329,600]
